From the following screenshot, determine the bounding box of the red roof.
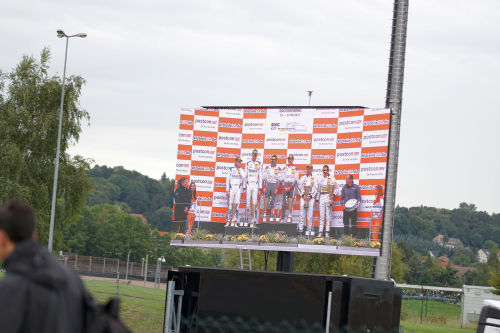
[159,231,168,236]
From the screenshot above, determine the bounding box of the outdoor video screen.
[170,107,390,256]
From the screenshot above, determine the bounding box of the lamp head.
[57,30,66,38]
[75,33,87,38]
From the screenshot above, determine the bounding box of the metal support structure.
[375,0,409,280]
[89,256,92,272]
[325,291,333,332]
[155,256,165,288]
[239,249,252,270]
[144,254,148,287]
[126,252,130,281]
[276,251,294,272]
[163,281,184,333]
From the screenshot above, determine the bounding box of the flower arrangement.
[328,238,338,245]
[340,235,353,247]
[236,234,250,242]
[313,237,325,245]
[369,241,381,248]
[204,234,215,241]
[353,240,365,247]
[173,233,185,240]
[259,235,270,243]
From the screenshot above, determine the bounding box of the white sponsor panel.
[360,163,387,179]
[243,118,266,133]
[193,115,219,132]
[266,109,314,134]
[312,133,337,149]
[180,108,195,115]
[240,148,264,163]
[190,175,215,192]
[217,133,242,149]
[338,116,364,133]
[196,206,212,221]
[176,160,191,175]
[219,108,244,118]
[177,129,193,145]
[191,145,216,162]
[335,148,362,165]
[212,191,228,207]
[215,162,234,178]
[363,108,390,116]
[264,133,288,149]
[331,211,344,227]
[314,108,339,118]
[358,195,375,212]
[362,130,389,147]
[286,149,311,165]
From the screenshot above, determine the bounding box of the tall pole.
[307,90,313,106]
[375,0,409,280]
[48,37,69,252]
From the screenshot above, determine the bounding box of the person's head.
[270,155,277,166]
[178,177,188,189]
[235,156,242,168]
[306,164,313,175]
[374,185,384,196]
[287,154,294,166]
[322,165,329,176]
[0,201,36,262]
[346,174,354,186]
[251,149,258,161]
[190,182,197,191]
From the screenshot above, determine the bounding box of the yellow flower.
[174,233,185,240]
[204,234,215,241]
[354,241,365,247]
[237,234,249,242]
[329,239,338,245]
[313,238,325,245]
[259,235,270,243]
[369,241,381,248]
[230,236,236,242]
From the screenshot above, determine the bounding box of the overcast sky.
[1,1,499,213]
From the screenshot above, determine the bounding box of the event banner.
[171,107,391,256]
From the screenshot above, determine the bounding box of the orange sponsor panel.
[357,211,371,229]
[216,147,241,163]
[218,117,243,134]
[337,132,363,149]
[179,114,194,130]
[195,108,219,117]
[195,190,213,207]
[310,149,336,165]
[313,118,338,133]
[192,130,218,147]
[363,113,390,132]
[361,147,388,164]
[339,108,365,117]
[190,160,215,177]
[243,108,267,119]
[263,149,287,164]
[214,177,227,192]
[211,206,228,223]
[288,134,313,149]
[334,164,360,180]
[177,144,192,160]
[241,133,265,148]
[359,179,386,195]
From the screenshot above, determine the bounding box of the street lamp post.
[48,30,87,252]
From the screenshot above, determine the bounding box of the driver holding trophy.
[340,174,361,236]
[316,165,336,238]
[280,154,298,223]
[297,164,317,236]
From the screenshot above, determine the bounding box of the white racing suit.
[317,174,336,236]
[297,174,318,233]
[262,165,281,221]
[280,165,298,222]
[226,166,245,224]
[245,160,262,223]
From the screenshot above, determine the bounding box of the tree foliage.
[0,48,91,245]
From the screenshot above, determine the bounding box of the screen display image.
[171,107,390,256]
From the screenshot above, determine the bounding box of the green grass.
[401,299,462,327]
[84,280,165,333]
[401,321,475,333]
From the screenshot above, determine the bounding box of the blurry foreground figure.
[0,201,130,333]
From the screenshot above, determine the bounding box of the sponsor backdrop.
[174,107,390,229]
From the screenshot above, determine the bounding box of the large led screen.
[170,107,390,256]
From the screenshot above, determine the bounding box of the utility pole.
[307,90,313,106]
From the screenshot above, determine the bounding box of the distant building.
[478,249,500,264]
[445,238,463,249]
[433,234,444,245]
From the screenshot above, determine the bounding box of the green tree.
[488,245,499,271]
[490,269,500,295]
[0,48,90,245]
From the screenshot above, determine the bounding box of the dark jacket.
[0,240,86,333]
[340,183,361,206]
[174,186,191,221]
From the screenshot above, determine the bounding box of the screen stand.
[276,251,294,272]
